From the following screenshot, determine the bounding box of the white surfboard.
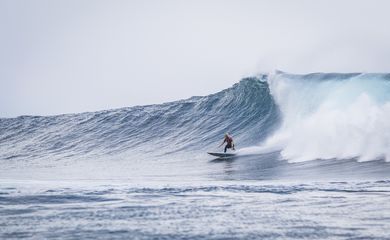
[207,152,236,158]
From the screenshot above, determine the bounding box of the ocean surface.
[1,71,390,239]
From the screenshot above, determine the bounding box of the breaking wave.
[1,71,390,163]
[261,72,390,162]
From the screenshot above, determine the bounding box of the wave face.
[0,77,278,162]
[1,72,390,164]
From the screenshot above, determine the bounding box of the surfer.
[219,133,235,153]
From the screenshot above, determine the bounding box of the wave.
[0,77,278,161]
[1,71,390,163]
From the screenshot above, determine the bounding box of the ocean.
[1,71,390,239]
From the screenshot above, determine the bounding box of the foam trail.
[263,72,390,162]
[237,145,281,157]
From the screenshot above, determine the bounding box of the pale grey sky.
[1,0,390,117]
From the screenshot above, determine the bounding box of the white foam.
[263,73,390,162]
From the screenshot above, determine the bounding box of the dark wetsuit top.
[225,136,233,147]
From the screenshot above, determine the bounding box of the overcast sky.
[1,0,390,117]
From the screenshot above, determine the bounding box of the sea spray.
[263,72,390,162]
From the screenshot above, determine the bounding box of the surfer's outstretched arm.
[218,139,226,148]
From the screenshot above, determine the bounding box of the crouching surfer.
[219,133,235,153]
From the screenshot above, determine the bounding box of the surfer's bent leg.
[224,144,231,153]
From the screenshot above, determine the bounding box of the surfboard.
[207,152,236,158]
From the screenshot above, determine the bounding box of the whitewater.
[1,71,390,239]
